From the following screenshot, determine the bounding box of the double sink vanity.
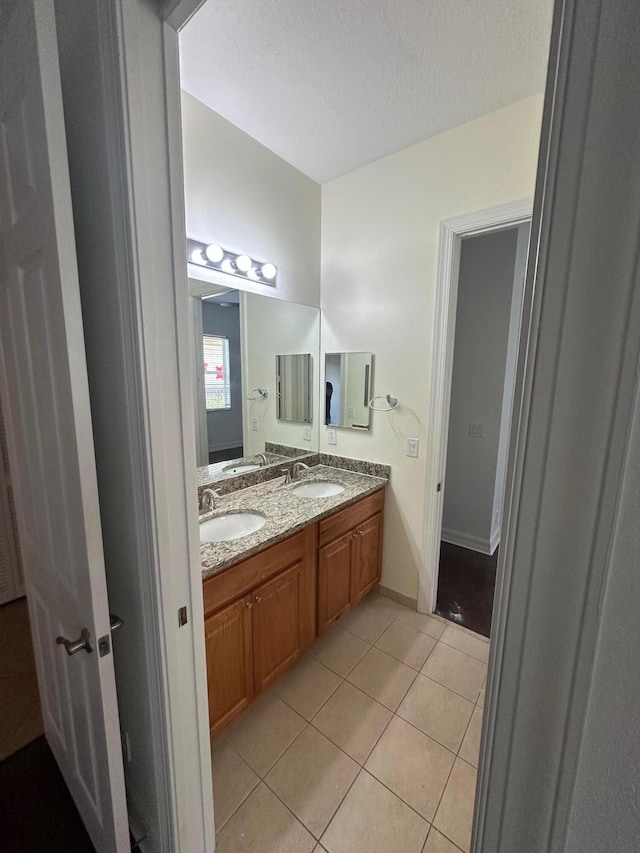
[199,460,388,737]
[190,278,390,736]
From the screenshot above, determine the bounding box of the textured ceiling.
[179,0,553,183]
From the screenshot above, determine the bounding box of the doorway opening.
[420,200,533,631]
[435,224,530,637]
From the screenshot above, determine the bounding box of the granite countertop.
[200,465,387,580]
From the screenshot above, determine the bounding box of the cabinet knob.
[255,594,262,603]
[246,601,253,609]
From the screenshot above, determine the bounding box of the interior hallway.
[211,591,488,853]
[0,597,43,761]
[0,598,94,850]
[436,543,498,638]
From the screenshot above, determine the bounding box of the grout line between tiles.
[417,658,486,705]
[210,741,261,834]
[324,766,434,844]
[212,595,486,847]
[268,661,344,726]
[316,710,400,846]
[309,629,373,679]
[437,635,489,664]
[425,826,466,853]
[429,752,479,853]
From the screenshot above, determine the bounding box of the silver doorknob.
[110,613,124,632]
[56,628,93,655]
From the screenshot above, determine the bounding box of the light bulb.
[204,243,224,263]
[235,254,252,272]
[247,267,259,281]
[221,258,234,274]
[260,262,277,280]
[190,247,206,264]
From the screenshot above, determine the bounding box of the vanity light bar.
[187,239,277,287]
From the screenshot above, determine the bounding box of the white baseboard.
[441,527,497,556]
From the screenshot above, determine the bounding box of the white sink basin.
[292,481,345,498]
[222,463,261,474]
[200,512,266,543]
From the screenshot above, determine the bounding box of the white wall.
[441,226,522,555]
[241,294,319,455]
[181,92,321,309]
[321,94,543,601]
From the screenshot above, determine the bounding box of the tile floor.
[211,591,488,853]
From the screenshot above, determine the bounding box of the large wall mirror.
[189,279,320,479]
[325,351,373,430]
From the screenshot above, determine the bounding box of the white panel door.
[0,2,129,850]
[0,394,24,604]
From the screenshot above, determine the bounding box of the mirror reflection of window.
[203,334,231,410]
[189,279,321,471]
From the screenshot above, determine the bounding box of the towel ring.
[246,388,269,400]
[369,394,399,412]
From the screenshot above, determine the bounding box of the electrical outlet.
[303,426,311,441]
[327,427,337,446]
[406,438,419,458]
[469,422,485,438]
[251,417,259,431]
[347,406,355,419]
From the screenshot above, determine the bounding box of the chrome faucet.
[292,462,310,480]
[280,468,292,485]
[256,453,268,466]
[200,488,222,513]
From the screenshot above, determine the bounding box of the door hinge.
[437,482,442,492]
[178,605,188,627]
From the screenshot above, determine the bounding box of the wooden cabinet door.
[205,594,254,737]
[252,561,303,694]
[350,513,383,604]
[318,531,353,634]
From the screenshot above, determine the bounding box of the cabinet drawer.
[203,529,309,616]
[318,488,385,547]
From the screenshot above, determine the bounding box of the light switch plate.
[406,438,419,458]
[469,422,485,438]
[303,426,311,441]
[251,417,259,431]
[327,428,337,446]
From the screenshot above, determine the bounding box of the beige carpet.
[0,597,44,761]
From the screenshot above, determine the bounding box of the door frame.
[418,198,533,616]
[156,0,640,850]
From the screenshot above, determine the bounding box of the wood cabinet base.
[203,525,316,736]
[203,488,385,737]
